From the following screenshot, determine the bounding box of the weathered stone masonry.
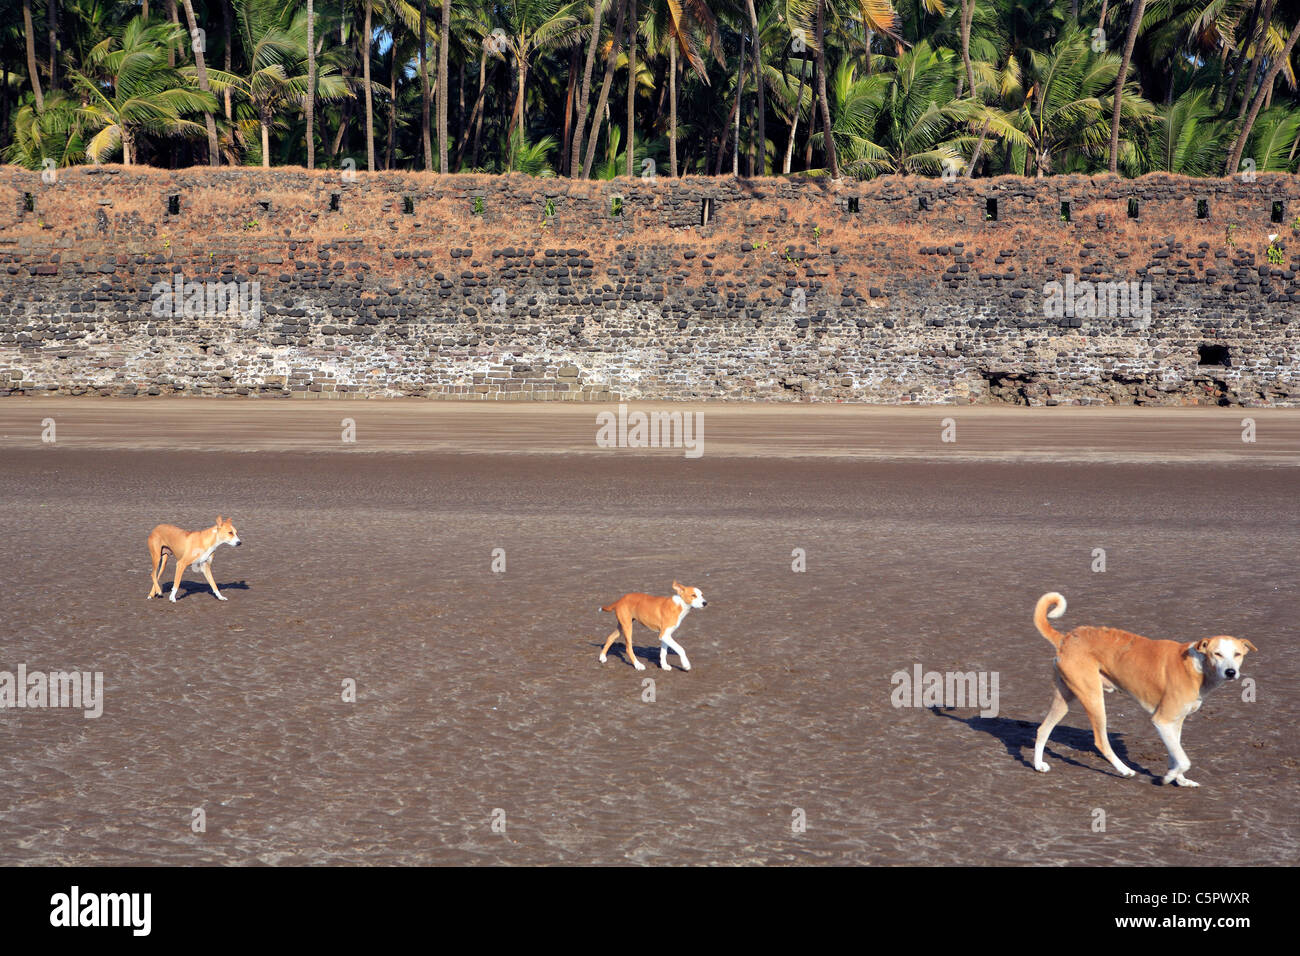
[3,167,1299,404]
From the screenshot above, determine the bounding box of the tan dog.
[147,516,242,602]
[598,582,707,671]
[1031,592,1256,787]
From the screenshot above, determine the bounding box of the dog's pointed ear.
[216,515,224,525]
[672,580,682,591]
[1193,638,1212,654]
[1241,638,1258,652]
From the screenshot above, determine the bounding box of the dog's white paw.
[680,663,691,671]
[1167,772,1199,787]
[169,594,177,603]
[598,654,607,664]
[1034,761,1050,773]
[1117,766,1137,778]
[633,661,646,671]
[660,663,672,671]
[215,594,227,601]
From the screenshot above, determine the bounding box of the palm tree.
[73,17,217,164]
[179,0,221,164]
[626,0,636,176]
[496,0,583,140]
[22,0,42,111]
[814,0,838,176]
[1150,87,1233,174]
[1108,0,1147,172]
[1018,26,1152,176]
[4,90,83,166]
[581,0,629,178]
[1226,12,1300,173]
[439,0,449,171]
[645,0,718,176]
[570,0,606,175]
[225,0,349,167]
[306,0,316,167]
[833,42,1024,176]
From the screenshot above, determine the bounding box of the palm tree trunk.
[419,0,432,170]
[1,63,9,138]
[626,0,637,178]
[180,0,220,166]
[471,58,490,168]
[363,0,375,171]
[1224,0,1264,108]
[967,119,990,177]
[456,49,487,168]
[561,47,577,175]
[815,0,838,178]
[223,0,233,121]
[1237,0,1275,119]
[669,40,678,177]
[510,54,528,138]
[1226,15,1300,173]
[571,0,605,175]
[306,0,316,168]
[46,0,56,93]
[166,0,179,67]
[330,97,351,159]
[784,56,807,173]
[22,0,42,111]
[1107,0,1146,173]
[745,0,765,175]
[733,34,743,175]
[581,0,628,179]
[261,109,271,168]
[387,46,397,169]
[438,0,450,172]
[958,0,976,97]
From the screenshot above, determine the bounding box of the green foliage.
[2,0,1297,179]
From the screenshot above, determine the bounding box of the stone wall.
[2,166,1299,404]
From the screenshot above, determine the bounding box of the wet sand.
[0,402,1295,865]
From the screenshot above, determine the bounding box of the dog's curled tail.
[1034,592,1068,648]
[600,602,616,613]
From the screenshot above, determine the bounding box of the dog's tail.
[600,602,616,613]
[1034,592,1068,648]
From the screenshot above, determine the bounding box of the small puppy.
[1031,592,1256,787]
[147,516,242,602]
[598,581,707,671]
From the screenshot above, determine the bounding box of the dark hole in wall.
[1198,344,1231,367]
[167,194,180,215]
[1197,199,1208,219]
[611,195,624,217]
[23,192,35,213]
[1127,198,1140,219]
[257,200,271,212]
[700,198,713,225]
[1271,201,1285,223]
[846,197,860,214]
[985,197,997,221]
[1060,201,1071,222]
[329,193,340,212]
[917,196,931,212]
[402,196,415,215]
